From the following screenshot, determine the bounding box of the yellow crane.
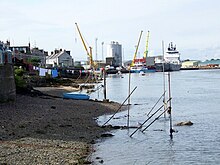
[144,31,150,59]
[75,23,95,70]
[131,30,143,67]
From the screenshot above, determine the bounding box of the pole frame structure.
[102,86,137,126]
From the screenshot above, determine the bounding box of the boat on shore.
[63,92,90,100]
[155,42,181,72]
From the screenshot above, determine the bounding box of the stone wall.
[0,64,16,102]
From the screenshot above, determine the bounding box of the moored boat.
[155,42,181,72]
[130,65,155,73]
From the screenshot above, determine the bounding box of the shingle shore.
[0,90,121,164]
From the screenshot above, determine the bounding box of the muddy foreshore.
[0,87,122,164]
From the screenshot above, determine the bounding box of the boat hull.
[130,67,156,73]
[155,63,181,72]
[63,92,90,100]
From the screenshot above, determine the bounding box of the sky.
[1,0,220,61]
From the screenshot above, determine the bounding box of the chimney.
[55,49,59,54]
[66,51,71,55]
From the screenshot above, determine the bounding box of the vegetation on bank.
[13,66,99,95]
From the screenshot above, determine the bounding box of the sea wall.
[0,64,16,102]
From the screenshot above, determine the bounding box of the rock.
[83,160,92,164]
[51,106,56,109]
[175,121,193,126]
[112,126,121,129]
[68,159,78,164]
[103,99,109,103]
[100,133,114,137]
[99,160,104,164]
[90,140,95,144]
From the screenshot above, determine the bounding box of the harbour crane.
[131,30,143,67]
[144,31,150,59]
[75,22,95,70]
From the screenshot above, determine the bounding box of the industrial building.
[106,41,122,67]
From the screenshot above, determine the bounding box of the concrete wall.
[0,64,16,102]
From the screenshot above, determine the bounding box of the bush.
[14,67,25,76]
[14,67,26,88]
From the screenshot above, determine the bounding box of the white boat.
[155,42,181,72]
[130,62,155,73]
[139,71,146,76]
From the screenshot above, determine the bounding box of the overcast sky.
[1,0,220,61]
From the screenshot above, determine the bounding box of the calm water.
[89,70,220,165]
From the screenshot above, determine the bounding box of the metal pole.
[168,72,173,139]
[141,98,172,133]
[95,38,98,61]
[146,91,165,117]
[130,104,164,137]
[127,69,131,127]
[102,86,137,126]
[142,107,169,132]
[162,40,166,118]
[101,42,104,62]
[103,69,107,100]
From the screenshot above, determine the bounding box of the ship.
[155,42,181,72]
[130,31,156,73]
[130,58,156,73]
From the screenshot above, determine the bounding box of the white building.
[107,41,122,66]
[46,49,73,67]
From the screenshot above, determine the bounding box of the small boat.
[63,92,90,100]
[139,71,145,76]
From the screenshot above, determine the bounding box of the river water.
[89,69,220,165]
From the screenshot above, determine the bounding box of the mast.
[162,40,166,118]
[95,38,98,61]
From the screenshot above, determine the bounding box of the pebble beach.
[0,87,121,164]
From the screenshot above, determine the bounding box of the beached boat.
[63,92,90,100]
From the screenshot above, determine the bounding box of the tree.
[27,58,41,66]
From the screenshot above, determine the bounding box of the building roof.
[199,59,220,65]
[47,50,67,60]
